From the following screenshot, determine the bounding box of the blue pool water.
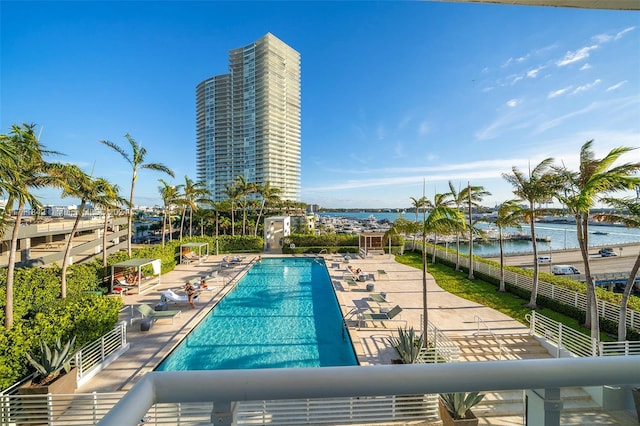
[156,257,358,370]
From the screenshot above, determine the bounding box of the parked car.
[537,256,552,263]
[598,247,617,257]
[552,265,581,275]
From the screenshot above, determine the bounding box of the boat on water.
[592,231,609,235]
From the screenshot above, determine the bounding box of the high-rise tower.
[196,33,301,202]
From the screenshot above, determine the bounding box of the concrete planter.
[18,368,78,422]
[439,400,479,426]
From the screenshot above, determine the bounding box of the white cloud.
[580,63,591,71]
[615,26,636,40]
[536,102,598,132]
[548,86,572,99]
[593,33,613,44]
[606,80,627,92]
[556,45,598,67]
[506,99,519,108]
[527,66,543,78]
[475,109,531,141]
[572,79,601,95]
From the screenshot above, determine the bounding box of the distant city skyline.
[1,2,638,209]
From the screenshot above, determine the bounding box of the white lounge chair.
[161,289,198,305]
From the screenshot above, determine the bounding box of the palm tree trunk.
[61,200,85,298]
[189,207,193,238]
[127,179,135,257]
[455,235,461,271]
[231,203,235,236]
[4,197,23,329]
[499,229,506,292]
[255,200,266,237]
[179,207,186,241]
[422,231,428,347]
[579,216,599,340]
[467,185,475,280]
[618,253,640,341]
[527,216,540,309]
[102,208,109,266]
[161,209,167,247]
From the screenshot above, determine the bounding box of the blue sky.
[2,1,639,209]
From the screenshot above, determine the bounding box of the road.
[485,243,640,276]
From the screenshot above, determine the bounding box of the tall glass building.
[196,33,301,202]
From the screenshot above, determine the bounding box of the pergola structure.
[180,242,209,265]
[358,232,386,257]
[110,258,161,295]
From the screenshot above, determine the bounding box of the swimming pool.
[156,257,358,370]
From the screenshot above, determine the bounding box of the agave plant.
[26,336,76,385]
[388,327,424,364]
[439,392,485,419]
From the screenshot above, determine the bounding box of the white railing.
[419,318,460,363]
[473,315,504,360]
[1,322,129,398]
[527,311,598,357]
[236,394,438,425]
[3,357,640,426]
[600,340,640,356]
[0,391,126,425]
[0,391,440,425]
[428,245,640,332]
[97,357,640,426]
[74,321,129,387]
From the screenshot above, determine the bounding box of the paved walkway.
[331,254,529,365]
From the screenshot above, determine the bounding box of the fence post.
[557,325,562,358]
[93,392,98,424]
[76,350,83,382]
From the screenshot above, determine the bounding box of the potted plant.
[439,392,485,426]
[19,336,77,395]
[388,327,424,364]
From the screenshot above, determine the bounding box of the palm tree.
[175,176,208,239]
[223,183,240,236]
[420,198,465,342]
[503,158,560,310]
[254,182,282,237]
[409,196,427,251]
[556,141,640,340]
[158,179,178,246]
[100,134,174,256]
[1,123,61,329]
[58,166,111,298]
[427,193,456,264]
[495,200,523,292]
[461,183,491,280]
[234,175,255,236]
[447,181,466,271]
[94,180,127,266]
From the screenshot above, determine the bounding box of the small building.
[264,216,291,251]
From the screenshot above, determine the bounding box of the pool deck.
[81,252,525,392]
[76,252,637,425]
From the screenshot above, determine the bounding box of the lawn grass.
[396,252,614,342]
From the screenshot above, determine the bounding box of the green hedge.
[281,233,404,255]
[0,265,122,390]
